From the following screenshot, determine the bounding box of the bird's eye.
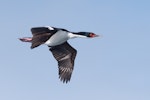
[89,33,94,37]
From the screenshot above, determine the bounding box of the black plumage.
[31,27,56,48]
[50,42,77,83]
[19,26,98,83]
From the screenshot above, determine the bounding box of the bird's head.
[69,32,100,38]
[77,32,99,38]
[87,32,99,38]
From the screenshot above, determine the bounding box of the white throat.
[45,31,87,47]
[68,33,87,39]
[45,30,70,46]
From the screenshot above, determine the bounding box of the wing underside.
[50,42,77,83]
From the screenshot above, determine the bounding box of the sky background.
[0,0,150,100]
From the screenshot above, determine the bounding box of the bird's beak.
[93,34,103,38]
[94,34,99,37]
[89,33,102,38]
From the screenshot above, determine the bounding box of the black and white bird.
[19,26,99,83]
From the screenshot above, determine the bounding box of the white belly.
[45,30,69,46]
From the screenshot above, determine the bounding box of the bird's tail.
[19,37,32,42]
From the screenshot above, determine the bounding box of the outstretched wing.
[30,26,57,49]
[50,42,77,83]
[31,26,56,36]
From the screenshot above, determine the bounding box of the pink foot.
[19,37,32,42]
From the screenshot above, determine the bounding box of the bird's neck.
[68,32,87,39]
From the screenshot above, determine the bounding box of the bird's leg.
[19,37,32,42]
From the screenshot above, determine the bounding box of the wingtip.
[59,76,70,84]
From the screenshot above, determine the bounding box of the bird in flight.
[19,26,99,83]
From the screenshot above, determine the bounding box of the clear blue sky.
[0,0,150,100]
